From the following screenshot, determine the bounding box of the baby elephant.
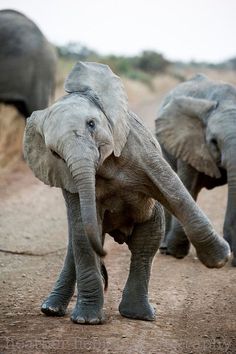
[24,63,230,325]
[155,74,236,266]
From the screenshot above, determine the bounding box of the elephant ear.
[23,109,77,193]
[64,61,130,157]
[156,96,221,178]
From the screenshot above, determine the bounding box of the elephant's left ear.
[23,108,77,193]
[65,61,130,157]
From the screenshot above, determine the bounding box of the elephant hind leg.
[160,161,201,259]
[160,217,191,258]
[119,202,164,321]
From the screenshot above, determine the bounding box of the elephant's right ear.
[23,109,77,193]
[156,96,221,178]
[64,62,130,157]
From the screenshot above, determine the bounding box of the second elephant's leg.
[159,208,172,252]
[162,216,191,258]
[119,203,164,321]
[162,162,201,258]
[41,190,77,316]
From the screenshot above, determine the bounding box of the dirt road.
[0,162,235,354]
[0,72,236,353]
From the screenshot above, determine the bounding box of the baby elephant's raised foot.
[41,297,68,317]
[71,304,105,325]
[119,298,155,321]
[196,236,231,268]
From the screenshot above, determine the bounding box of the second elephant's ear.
[23,109,77,193]
[156,96,221,178]
[65,61,130,157]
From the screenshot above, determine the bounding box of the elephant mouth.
[217,156,223,167]
[50,149,66,163]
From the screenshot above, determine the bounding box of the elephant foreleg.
[69,194,104,325]
[41,190,77,316]
[160,161,202,258]
[119,202,164,321]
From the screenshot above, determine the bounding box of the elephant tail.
[101,261,108,291]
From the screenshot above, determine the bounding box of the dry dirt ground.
[0,69,236,353]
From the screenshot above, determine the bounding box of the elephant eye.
[211,138,217,145]
[87,119,96,129]
[210,138,218,147]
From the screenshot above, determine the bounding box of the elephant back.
[0,10,57,117]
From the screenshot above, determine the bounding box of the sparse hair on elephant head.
[64,61,130,157]
[24,62,130,257]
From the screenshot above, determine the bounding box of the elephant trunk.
[223,148,236,264]
[147,155,230,267]
[65,146,105,257]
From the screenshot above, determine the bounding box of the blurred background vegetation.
[57,42,236,88]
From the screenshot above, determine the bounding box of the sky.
[0,0,235,63]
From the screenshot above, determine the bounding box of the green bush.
[134,50,169,73]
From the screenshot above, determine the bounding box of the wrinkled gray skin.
[156,74,236,266]
[24,63,230,325]
[0,9,57,118]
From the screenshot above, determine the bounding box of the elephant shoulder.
[127,111,162,153]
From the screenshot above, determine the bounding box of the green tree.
[135,50,169,73]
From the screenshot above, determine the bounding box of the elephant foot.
[159,238,190,259]
[119,297,155,321]
[71,303,105,325]
[41,296,69,317]
[159,240,168,254]
[196,236,231,268]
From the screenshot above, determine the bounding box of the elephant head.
[156,82,236,263]
[24,62,130,256]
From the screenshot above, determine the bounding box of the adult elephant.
[0,9,57,118]
[155,74,236,266]
[24,63,230,325]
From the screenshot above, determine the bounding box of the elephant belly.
[103,210,134,244]
[100,193,156,244]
